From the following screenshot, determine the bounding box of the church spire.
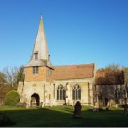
[40,13,43,20]
[26,15,52,68]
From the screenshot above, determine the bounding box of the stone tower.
[25,15,53,82]
[18,15,54,107]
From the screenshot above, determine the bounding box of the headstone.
[73,101,82,118]
[40,102,44,107]
[116,104,118,108]
[26,103,29,108]
[50,102,53,107]
[124,98,128,115]
[105,107,109,111]
[26,100,29,108]
[93,102,100,111]
[124,105,128,115]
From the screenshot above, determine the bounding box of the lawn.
[0,105,128,127]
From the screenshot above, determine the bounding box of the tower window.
[34,53,38,60]
[33,66,39,74]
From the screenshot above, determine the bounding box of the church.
[17,16,96,107]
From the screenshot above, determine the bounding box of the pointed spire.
[40,13,43,20]
[26,15,52,68]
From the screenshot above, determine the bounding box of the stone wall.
[18,81,52,107]
[17,78,94,107]
[53,78,94,106]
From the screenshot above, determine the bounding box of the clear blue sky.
[0,0,128,70]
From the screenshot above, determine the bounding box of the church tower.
[18,15,54,107]
[25,15,53,82]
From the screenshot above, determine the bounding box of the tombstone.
[40,102,44,107]
[93,102,100,111]
[26,103,29,108]
[105,107,109,111]
[25,100,30,108]
[124,105,128,115]
[50,101,53,107]
[73,101,82,118]
[124,98,128,115]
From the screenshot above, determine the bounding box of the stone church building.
[17,16,96,107]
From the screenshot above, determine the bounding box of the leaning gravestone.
[73,101,82,118]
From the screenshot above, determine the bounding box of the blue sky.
[0,0,128,70]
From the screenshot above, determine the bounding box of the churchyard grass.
[0,105,128,127]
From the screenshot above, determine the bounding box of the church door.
[105,98,108,106]
[31,93,40,106]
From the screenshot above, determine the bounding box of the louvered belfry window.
[34,53,38,60]
[33,66,39,75]
[72,84,81,100]
[57,85,65,100]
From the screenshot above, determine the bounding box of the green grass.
[0,105,128,127]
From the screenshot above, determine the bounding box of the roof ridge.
[53,63,95,67]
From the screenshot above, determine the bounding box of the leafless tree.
[2,66,24,89]
[3,67,18,88]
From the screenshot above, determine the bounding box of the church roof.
[26,15,52,68]
[51,63,95,80]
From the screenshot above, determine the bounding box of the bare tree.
[0,72,6,84]
[3,67,18,88]
[98,63,123,71]
[2,66,24,89]
[0,66,24,105]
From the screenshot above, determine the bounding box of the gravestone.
[124,105,128,115]
[93,101,100,111]
[40,102,44,107]
[124,98,128,115]
[73,101,82,118]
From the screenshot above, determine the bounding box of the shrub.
[4,90,20,106]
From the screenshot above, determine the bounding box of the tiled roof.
[51,63,95,80]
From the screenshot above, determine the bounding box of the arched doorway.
[105,98,108,106]
[31,93,40,106]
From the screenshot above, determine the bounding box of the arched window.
[72,84,81,100]
[57,85,65,100]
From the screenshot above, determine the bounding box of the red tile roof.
[51,63,95,80]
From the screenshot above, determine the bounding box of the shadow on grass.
[0,106,128,127]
